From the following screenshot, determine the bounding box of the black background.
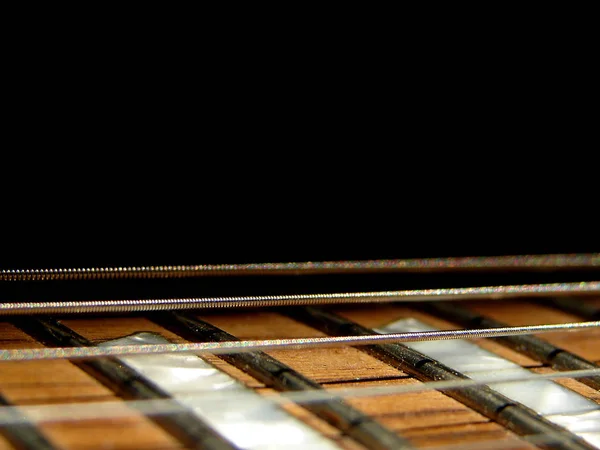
[1,220,597,302]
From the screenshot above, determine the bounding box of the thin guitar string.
[2,320,599,361]
[2,258,598,449]
[1,253,598,280]
[1,335,598,449]
[0,367,598,425]
[0,281,599,315]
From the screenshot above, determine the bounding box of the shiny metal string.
[2,320,599,362]
[0,367,598,423]
[1,281,598,315]
[1,253,598,281]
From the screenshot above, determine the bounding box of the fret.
[13,318,236,450]
[0,327,56,449]
[189,311,404,383]
[460,301,600,362]
[196,309,536,449]
[339,304,549,369]
[0,395,55,450]
[153,311,414,450]
[0,329,57,450]
[376,318,600,448]
[98,331,341,450]
[419,302,600,391]
[0,321,182,450]
[60,315,363,450]
[289,307,596,450]
[545,298,600,322]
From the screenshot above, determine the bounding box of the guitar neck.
[0,257,598,450]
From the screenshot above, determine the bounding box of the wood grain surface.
[0,297,598,449]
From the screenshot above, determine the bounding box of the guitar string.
[0,281,599,315]
[0,413,590,450]
[3,315,597,447]
[0,368,598,424]
[1,253,598,280]
[4,316,600,446]
[1,259,598,448]
[0,320,597,447]
[1,320,599,361]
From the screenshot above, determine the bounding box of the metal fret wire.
[1,253,598,281]
[0,281,599,315]
[2,320,599,362]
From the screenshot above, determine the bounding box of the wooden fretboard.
[0,260,598,450]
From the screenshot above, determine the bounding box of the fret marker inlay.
[100,332,339,450]
[378,318,600,448]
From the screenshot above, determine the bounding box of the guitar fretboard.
[0,259,599,450]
